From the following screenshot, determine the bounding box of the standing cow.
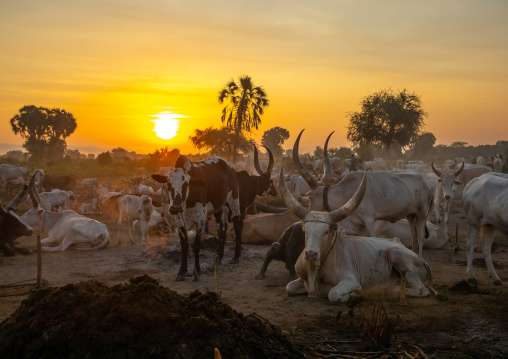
[151,155,243,282]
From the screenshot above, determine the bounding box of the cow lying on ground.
[20,171,110,251]
[279,167,436,303]
[0,184,34,256]
[255,218,447,281]
[79,198,102,215]
[462,173,508,285]
[117,194,153,245]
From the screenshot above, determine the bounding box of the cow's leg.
[285,223,304,280]
[481,225,502,285]
[255,242,281,280]
[328,278,362,302]
[231,215,243,264]
[117,213,123,245]
[140,216,148,246]
[286,277,307,296]
[407,214,418,255]
[42,236,73,251]
[214,211,228,262]
[416,216,426,257]
[465,224,480,284]
[192,224,204,282]
[40,236,57,245]
[176,226,189,281]
[127,219,136,244]
[434,186,441,225]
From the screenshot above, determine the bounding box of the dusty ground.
[2,196,508,358]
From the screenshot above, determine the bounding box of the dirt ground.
[2,196,508,358]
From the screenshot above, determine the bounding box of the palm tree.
[218,75,269,162]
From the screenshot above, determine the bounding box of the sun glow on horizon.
[150,111,185,140]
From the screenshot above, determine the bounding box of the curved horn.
[293,130,319,189]
[279,167,309,220]
[321,131,335,185]
[431,162,442,177]
[7,184,29,211]
[253,145,265,176]
[28,170,40,209]
[454,162,465,177]
[261,145,274,176]
[329,173,367,223]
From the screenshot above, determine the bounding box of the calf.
[79,198,102,215]
[117,195,153,245]
[151,155,243,282]
[20,171,109,251]
[279,168,436,302]
[26,189,75,211]
[0,185,34,256]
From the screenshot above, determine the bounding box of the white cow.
[0,164,30,190]
[462,173,508,285]
[128,183,156,196]
[286,174,311,202]
[374,157,388,171]
[279,168,436,303]
[430,162,464,237]
[117,194,153,245]
[25,189,76,211]
[476,156,492,167]
[443,159,455,171]
[20,172,109,251]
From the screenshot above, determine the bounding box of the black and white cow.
[151,155,243,282]
[0,184,34,256]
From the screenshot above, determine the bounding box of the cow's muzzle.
[169,205,183,214]
[305,250,319,263]
[445,195,451,200]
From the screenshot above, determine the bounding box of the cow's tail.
[423,260,438,296]
[78,231,110,250]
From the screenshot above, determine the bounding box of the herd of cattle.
[1,130,508,303]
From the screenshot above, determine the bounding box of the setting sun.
[150,111,185,140]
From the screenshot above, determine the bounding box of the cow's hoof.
[229,258,239,265]
[255,272,265,280]
[192,274,201,282]
[467,277,478,285]
[175,274,186,282]
[493,279,503,285]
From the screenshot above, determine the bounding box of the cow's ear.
[454,180,463,186]
[437,178,442,182]
[151,174,168,183]
[190,178,207,187]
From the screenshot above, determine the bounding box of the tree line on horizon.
[5,79,508,167]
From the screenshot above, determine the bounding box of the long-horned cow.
[151,155,243,282]
[462,173,508,285]
[279,168,436,303]
[293,130,434,257]
[430,162,464,237]
[20,171,110,251]
[0,184,34,256]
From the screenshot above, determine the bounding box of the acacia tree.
[189,127,254,161]
[10,105,77,161]
[218,75,269,162]
[261,127,289,158]
[346,89,427,154]
[411,132,436,160]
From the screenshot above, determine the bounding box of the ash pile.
[0,275,302,359]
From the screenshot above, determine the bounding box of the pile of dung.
[0,275,303,359]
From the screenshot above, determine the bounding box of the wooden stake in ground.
[37,233,42,286]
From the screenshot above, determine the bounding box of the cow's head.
[20,170,46,231]
[279,167,367,264]
[431,162,464,200]
[151,156,206,215]
[137,195,153,218]
[253,145,277,196]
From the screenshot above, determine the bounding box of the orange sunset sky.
[1,1,507,155]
